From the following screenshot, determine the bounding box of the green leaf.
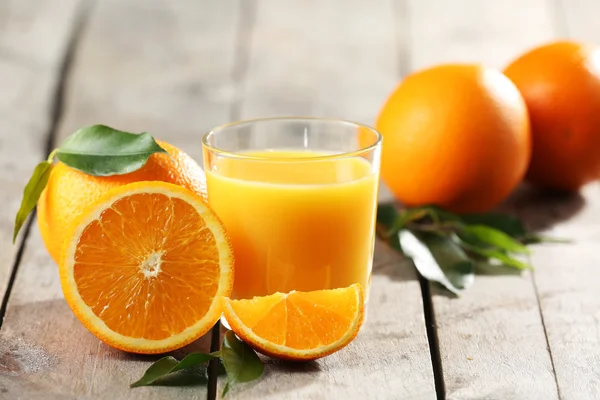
[376,204,403,252]
[171,352,220,373]
[474,260,522,276]
[377,204,399,229]
[399,230,475,294]
[521,233,571,245]
[13,161,53,242]
[484,251,531,270]
[223,381,230,397]
[378,204,465,236]
[221,331,264,397]
[389,208,430,234]
[55,125,167,176]
[376,205,566,292]
[149,368,209,387]
[418,205,463,224]
[130,352,218,388]
[460,225,530,254]
[458,239,531,270]
[460,213,526,237]
[130,357,179,388]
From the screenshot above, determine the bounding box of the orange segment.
[222,284,364,360]
[59,181,233,354]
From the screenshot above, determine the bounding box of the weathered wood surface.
[514,185,600,400]
[1,0,600,399]
[0,1,84,398]
[0,0,81,326]
[219,0,436,398]
[519,3,600,399]
[218,249,436,400]
[0,0,240,399]
[408,1,562,399]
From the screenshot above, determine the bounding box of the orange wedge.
[222,284,364,361]
[59,181,234,354]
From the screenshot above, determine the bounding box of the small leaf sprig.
[377,204,566,294]
[131,331,264,398]
[13,125,167,241]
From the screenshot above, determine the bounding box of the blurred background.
[0,0,597,242]
[2,0,595,162]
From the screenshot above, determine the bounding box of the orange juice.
[205,150,378,300]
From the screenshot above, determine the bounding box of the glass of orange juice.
[202,117,381,303]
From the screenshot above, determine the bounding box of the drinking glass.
[202,117,381,302]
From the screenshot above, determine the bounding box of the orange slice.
[222,284,364,360]
[59,181,234,354]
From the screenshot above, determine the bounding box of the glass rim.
[202,116,382,161]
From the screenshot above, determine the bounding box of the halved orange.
[59,181,234,354]
[222,284,364,361]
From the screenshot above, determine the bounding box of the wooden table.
[1,0,599,399]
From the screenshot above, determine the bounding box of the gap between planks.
[0,0,93,330]
[419,278,445,400]
[530,272,562,399]
[206,1,257,399]
[393,0,445,398]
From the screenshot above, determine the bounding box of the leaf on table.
[459,224,530,254]
[457,238,531,270]
[474,260,523,276]
[13,160,53,242]
[376,204,403,251]
[376,204,565,290]
[418,205,462,223]
[377,203,400,230]
[399,230,475,294]
[170,352,220,373]
[216,358,228,376]
[377,204,465,234]
[460,212,526,237]
[130,352,218,388]
[56,125,167,176]
[521,233,572,245]
[389,208,431,234]
[145,366,209,387]
[130,357,179,388]
[481,249,531,270]
[221,330,264,397]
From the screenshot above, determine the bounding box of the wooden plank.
[57,0,241,161]
[406,0,560,398]
[0,0,84,397]
[518,2,600,398]
[0,0,240,398]
[523,186,600,400]
[0,0,81,313]
[220,0,436,398]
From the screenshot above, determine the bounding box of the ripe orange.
[60,181,233,354]
[375,64,531,213]
[222,284,364,361]
[38,140,206,264]
[504,41,600,190]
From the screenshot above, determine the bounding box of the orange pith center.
[72,193,220,340]
[230,289,358,349]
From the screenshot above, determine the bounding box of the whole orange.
[376,64,531,213]
[37,140,207,264]
[504,41,600,190]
